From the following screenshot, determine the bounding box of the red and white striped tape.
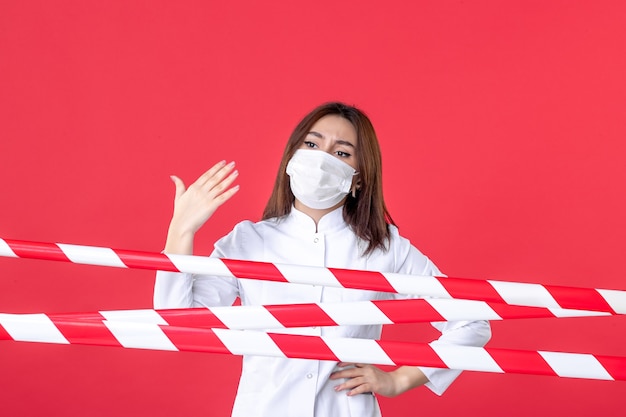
[2,237,625,314]
[0,315,624,381]
[4,299,607,331]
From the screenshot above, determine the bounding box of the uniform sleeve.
[153,258,240,309]
[153,224,254,309]
[391,233,492,395]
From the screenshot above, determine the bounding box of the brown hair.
[262,102,395,255]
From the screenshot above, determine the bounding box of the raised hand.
[165,160,239,254]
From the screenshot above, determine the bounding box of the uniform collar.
[288,205,347,233]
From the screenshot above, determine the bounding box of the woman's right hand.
[164,160,239,254]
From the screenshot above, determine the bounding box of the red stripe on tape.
[48,312,105,322]
[269,333,340,361]
[266,303,338,328]
[487,347,557,377]
[596,356,626,381]
[6,239,69,262]
[116,250,179,272]
[379,340,447,368]
[52,319,122,347]
[373,299,446,323]
[487,302,556,320]
[160,326,231,354]
[442,277,505,304]
[329,268,396,293]
[546,286,617,314]
[221,259,288,282]
[0,323,13,341]
[158,308,227,329]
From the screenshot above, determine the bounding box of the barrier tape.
[1,237,625,314]
[0,299,608,331]
[0,315,623,381]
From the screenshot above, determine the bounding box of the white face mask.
[286,149,357,209]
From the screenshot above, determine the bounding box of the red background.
[1,1,625,416]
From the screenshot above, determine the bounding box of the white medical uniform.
[154,206,491,417]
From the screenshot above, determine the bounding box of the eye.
[303,141,318,148]
[336,150,351,158]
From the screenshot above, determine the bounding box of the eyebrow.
[307,131,356,148]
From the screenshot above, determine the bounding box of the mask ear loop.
[351,172,361,198]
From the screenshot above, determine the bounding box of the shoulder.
[386,225,442,275]
[386,224,413,257]
[213,217,282,257]
[217,218,273,244]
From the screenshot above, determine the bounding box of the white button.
[313,237,319,243]
[306,373,313,379]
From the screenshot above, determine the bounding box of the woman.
[154,102,491,417]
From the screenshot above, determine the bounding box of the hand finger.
[196,160,230,188]
[348,385,373,396]
[336,362,354,368]
[193,162,237,197]
[337,376,366,390]
[212,183,240,208]
[331,362,373,378]
[197,160,226,183]
[330,368,361,380]
[170,175,186,200]
[207,168,239,199]
[334,377,372,396]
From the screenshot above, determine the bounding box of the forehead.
[310,115,357,144]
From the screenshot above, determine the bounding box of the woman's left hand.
[329,363,428,398]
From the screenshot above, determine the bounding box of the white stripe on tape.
[103,321,178,351]
[384,273,452,298]
[548,308,610,318]
[596,289,626,315]
[430,343,504,373]
[488,280,561,308]
[167,254,234,277]
[428,299,503,321]
[0,314,69,344]
[57,244,127,268]
[323,337,395,365]
[100,309,169,325]
[538,351,614,380]
[0,239,17,258]
[212,305,284,330]
[320,301,393,326]
[275,263,341,287]
[213,328,286,357]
